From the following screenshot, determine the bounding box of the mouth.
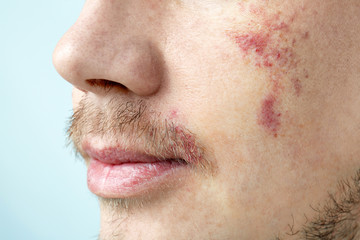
[83,141,189,198]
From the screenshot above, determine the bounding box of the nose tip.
[53,28,163,96]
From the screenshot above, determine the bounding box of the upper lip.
[83,142,176,165]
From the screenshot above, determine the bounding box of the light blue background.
[1,1,100,239]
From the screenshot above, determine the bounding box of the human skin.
[53,0,360,239]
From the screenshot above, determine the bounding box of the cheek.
[226,1,311,137]
[258,94,281,137]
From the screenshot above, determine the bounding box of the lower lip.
[87,159,186,198]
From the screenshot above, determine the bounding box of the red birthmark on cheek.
[234,33,270,56]
[228,3,310,137]
[258,94,281,137]
[230,30,294,71]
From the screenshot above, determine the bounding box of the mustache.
[67,95,212,171]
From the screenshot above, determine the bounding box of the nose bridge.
[77,0,134,40]
[53,0,165,96]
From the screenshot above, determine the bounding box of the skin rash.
[227,2,310,137]
[52,0,360,238]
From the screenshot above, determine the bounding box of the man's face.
[53,0,360,239]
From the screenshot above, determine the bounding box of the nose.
[53,1,163,96]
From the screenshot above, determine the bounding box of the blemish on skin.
[228,2,310,136]
[264,15,289,31]
[270,22,289,31]
[269,72,284,94]
[173,126,202,164]
[233,33,270,56]
[258,94,281,137]
[169,110,178,120]
[229,31,293,69]
[302,31,310,40]
[291,78,302,96]
[249,4,265,15]
[263,60,273,67]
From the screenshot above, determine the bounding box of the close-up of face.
[53,0,360,239]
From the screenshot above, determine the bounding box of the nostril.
[86,79,128,92]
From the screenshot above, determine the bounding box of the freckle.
[292,78,302,96]
[302,31,310,39]
[258,94,281,136]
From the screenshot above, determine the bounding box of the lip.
[84,144,188,198]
